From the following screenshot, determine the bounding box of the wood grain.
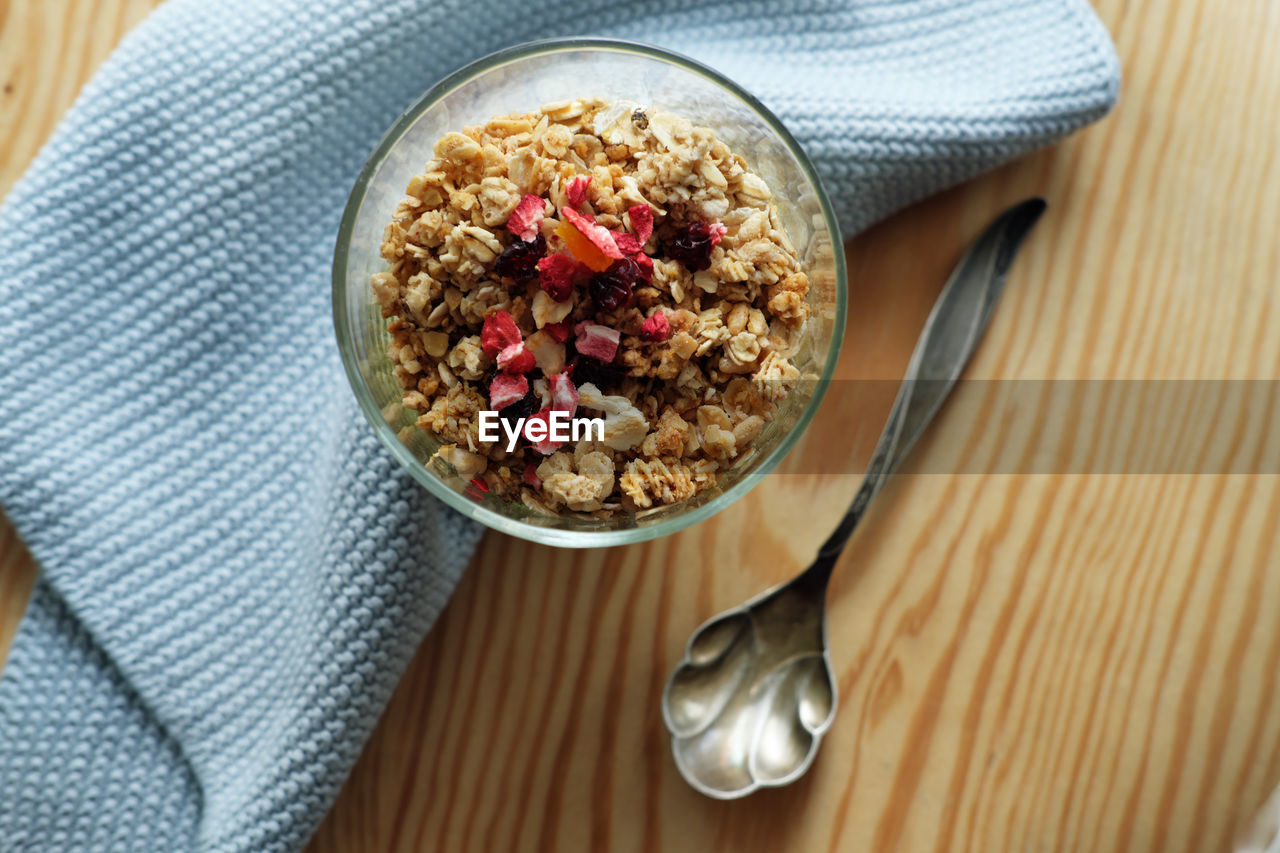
[4,1,1280,851]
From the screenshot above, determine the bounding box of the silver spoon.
[661,198,1047,799]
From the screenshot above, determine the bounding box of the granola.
[373,98,813,516]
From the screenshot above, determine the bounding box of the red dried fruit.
[589,257,640,313]
[561,207,623,260]
[565,175,591,208]
[488,372,529,410]
[523,463,541,489]
[496,341,536,374]
[507,194,546,241]
[666,221,725,271]
[632,252,653,282]
[481,310,522,358]
[526,409,564,456]
[640,311,671,343]
[574,321,621,362]
[627,204,654,244]
[612,231,643,255]
[468,476,490,494]
[493,233,546,282]
[548,373,579,417]
[544,322,571,343]
[536,252,580,302]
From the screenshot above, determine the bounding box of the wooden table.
[4,1,1280,850]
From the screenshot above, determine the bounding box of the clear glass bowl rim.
[333,36,847,548]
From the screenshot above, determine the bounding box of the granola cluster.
[373,98,812,516]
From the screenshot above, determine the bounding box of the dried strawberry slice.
[493,234,546,282]
[627,204,654,244]
[481,309,522,358]
[507,194,546,241]
[488,372,529,410]
[523,463,541,489]
[527,409,565,455]
[543,322,571,343]
[496,341,536,374]
[612,231,643,255]
[536,252,580,302]
[574,321,621,362]
[548,373,579,417]
[640,311,671,343]
[561,206,623,260]
[565,176,592,208]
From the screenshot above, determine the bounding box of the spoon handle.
[809,198,1047,576]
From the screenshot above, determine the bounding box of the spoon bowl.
[664,572,837,798]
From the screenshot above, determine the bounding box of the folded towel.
[0,1,1118,849]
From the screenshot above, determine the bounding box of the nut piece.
[437,445,486,479]
[446,335,489,381]
[525,330,566,375]
[531,290,573,328]
[422,331,449,359]
[696,406,736,459]
[578,383,649,451]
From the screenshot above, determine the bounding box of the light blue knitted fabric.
[0,1,1117,850]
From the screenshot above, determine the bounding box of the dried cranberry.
[493,233,546,282]
[568,355,622,390]
[666,222,722,271]
[498,389,540,423]
[589,257,640,313]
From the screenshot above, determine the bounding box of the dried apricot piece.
[555,219,613,272]
[561,207,622,261]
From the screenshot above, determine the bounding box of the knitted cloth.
[0,1,1118,850]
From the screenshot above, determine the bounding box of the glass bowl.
[333,38,846,548]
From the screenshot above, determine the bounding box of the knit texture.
[0,1,1117,850]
